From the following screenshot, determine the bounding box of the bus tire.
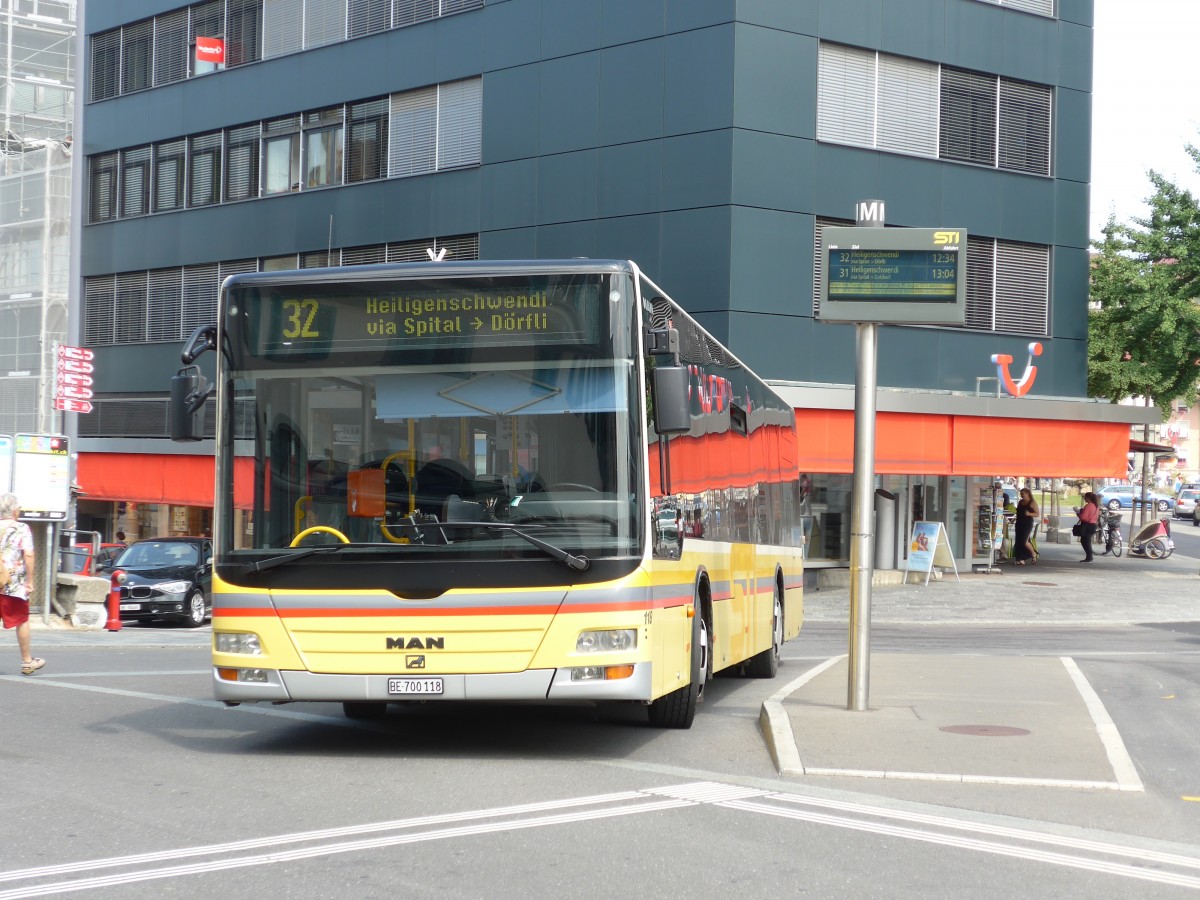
[647,604,708,729]
[343,701,388,720]
[745,581,782,679]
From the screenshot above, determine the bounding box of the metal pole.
[848,321,878,711]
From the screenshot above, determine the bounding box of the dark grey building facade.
[77,0,1137,564]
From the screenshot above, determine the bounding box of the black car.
[103,537,214,627]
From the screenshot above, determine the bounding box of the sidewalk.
[761,537,1198,784]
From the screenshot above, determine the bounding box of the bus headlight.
[215,632,263,655]
[576,629,637,652]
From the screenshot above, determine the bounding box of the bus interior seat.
[415,458,476,516]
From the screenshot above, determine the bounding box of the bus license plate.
[388,677,443,696]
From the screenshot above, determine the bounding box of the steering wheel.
[290,525,350,547]
[547,482,600,492]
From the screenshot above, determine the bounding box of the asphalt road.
[2,618,1198,898]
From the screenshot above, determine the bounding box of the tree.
[1088,145,1200,416]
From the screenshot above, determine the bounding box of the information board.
[13,434,70,520]
[904,520,961,586]
[818,227,967,325]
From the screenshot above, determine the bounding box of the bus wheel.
[647,607,708,729]
[343,702,388,720]
[745,585,782,678]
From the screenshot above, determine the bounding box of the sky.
[1089,0,1200,239]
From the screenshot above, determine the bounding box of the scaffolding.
[0,0,74,435]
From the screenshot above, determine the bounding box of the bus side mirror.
[170,366,212,442]
[652,366,691,435]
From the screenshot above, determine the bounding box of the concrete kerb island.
[760,654,1143,792]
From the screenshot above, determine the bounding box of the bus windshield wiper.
[233,544,348,577]
[444,521,590,571]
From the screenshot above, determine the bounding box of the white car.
[1174,489,1200,519]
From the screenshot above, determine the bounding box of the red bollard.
[105,570,124,632]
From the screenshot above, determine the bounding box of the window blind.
[226,0,264,67]
[89,153,118,222]
[84,276,116,346]
[147,267,183,341]
[188,131,223,206]
[304,0,346,49]
[348,97,388,182]
[877,55,937,157]
[120,146,151,218]
[348,0,391,37]
[389,86,437,177]
[225,124,261,201]
[994,241,1049,335]
[939,67,997,166]
[393,0,437,28]
[263,0,304,58]
[153,140,186,212]
[115,272,149,343]
[998,79,1051,175]
[436,78,482,170]
[963,235,995,331]
[153,10,189,86]
[182,263,220,333]
[121,19,153,93]
[816,43,875,147]
[90,30,120,101]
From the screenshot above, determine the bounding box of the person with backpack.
[0,493,43,675]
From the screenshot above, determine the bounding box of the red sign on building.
[195,36,225,65]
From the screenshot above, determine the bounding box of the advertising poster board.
[13,434,70,520]
[905,520,961,586]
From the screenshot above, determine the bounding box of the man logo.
[933,231,960,245]
[406,655,426,669]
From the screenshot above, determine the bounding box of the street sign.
[58,384,93,402]
[58,345,95,362]
[57,358,94,375]
[54,398,93,414]
[59,372,93,388]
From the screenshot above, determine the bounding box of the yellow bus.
[172,260,803,727]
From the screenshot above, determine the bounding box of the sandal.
[20,658,45,676]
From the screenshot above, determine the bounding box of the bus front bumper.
[212,663,653,704]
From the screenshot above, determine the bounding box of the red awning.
[76,453,254,509]
[793,410,1131,477]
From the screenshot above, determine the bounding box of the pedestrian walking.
[1075,491,1100,563]
[0,493,44,675]
[1012,487,1039,565]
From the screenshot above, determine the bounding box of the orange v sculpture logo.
[990,342,1042,397]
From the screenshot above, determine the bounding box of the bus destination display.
[243,279,600,356]
[827,248,959,301]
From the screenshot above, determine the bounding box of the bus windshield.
[217,269,643,575]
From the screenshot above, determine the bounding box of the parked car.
[1176,482,1200,496]
[1173,489,1200,519]
[1096,484,1172,512]
[105,537,213,627]
[59,542,124,576]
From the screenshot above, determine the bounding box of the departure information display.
[827,249,959,300]
[817,227,967,326]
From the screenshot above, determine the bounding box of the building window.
[83,235,480,352]
[188,131,224,206]
[305,0,346,49]
[189,0,225,76]
[817,43,1052,176]
[263,115,301,193]
[393,0,438,28]
[121,20,153,93]
[263,0,304,58]
[153,140,186,212]
[348,0,391,37]
[303,107,344,188]
[973,0,1055,16]
[88,152,118,222]
[437,78,483,170]
[120,146,152,218]
[225,125,261,201]
[347,97,388,182]
[90,29,120,102]
[154,10,190,86]
[813,217,1049,337]
[389,85,437,177]
[226,0,264,66]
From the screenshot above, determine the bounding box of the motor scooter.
[1128,516,1174,559]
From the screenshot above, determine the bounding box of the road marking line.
[1059,656,1144,792]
